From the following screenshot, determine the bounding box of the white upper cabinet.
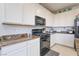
[22,3,37,25]
[0,4,5,23]
[4,3,23,24]
[3,3,54,26]
[36,4,46,18]
[45,12,54,27]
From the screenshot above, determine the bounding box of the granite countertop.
[0,34,40,47]
[52,31,74,34]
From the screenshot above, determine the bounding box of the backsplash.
[0,24,32,36]
[45,26,74,34]
[53,26,73,31]
[0,33,28,42]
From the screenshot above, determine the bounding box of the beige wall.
[53,6,79,26]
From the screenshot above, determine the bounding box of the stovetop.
[33,33,50,36]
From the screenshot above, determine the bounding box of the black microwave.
[35,16,46,26]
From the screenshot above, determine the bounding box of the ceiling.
[40,3,79,13]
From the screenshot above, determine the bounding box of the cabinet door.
[0,4,5,23]
[28,38,40,56]
[28,45,40,56]
[1,41,28,56]
[50,34,56,47]
[4,3,23,24]
[46,14,54,27]
[6,47,27,56]
[50,33,74,48]
[23,3,37,25]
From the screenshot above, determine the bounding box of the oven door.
[40,35,50,56]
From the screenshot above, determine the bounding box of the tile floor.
[51,44,77,56]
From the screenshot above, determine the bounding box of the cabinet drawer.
[2,41,27,54]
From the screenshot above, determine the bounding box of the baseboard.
[50,43,74,49]
[50,43,57,48]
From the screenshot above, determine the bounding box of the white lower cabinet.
[50,34,56,47]
[7,47,27,56]
[28,46,40,56]
[1,38,40,56]
[1,41,28,56]
[28,38,40,56]
[50,33,74,48]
